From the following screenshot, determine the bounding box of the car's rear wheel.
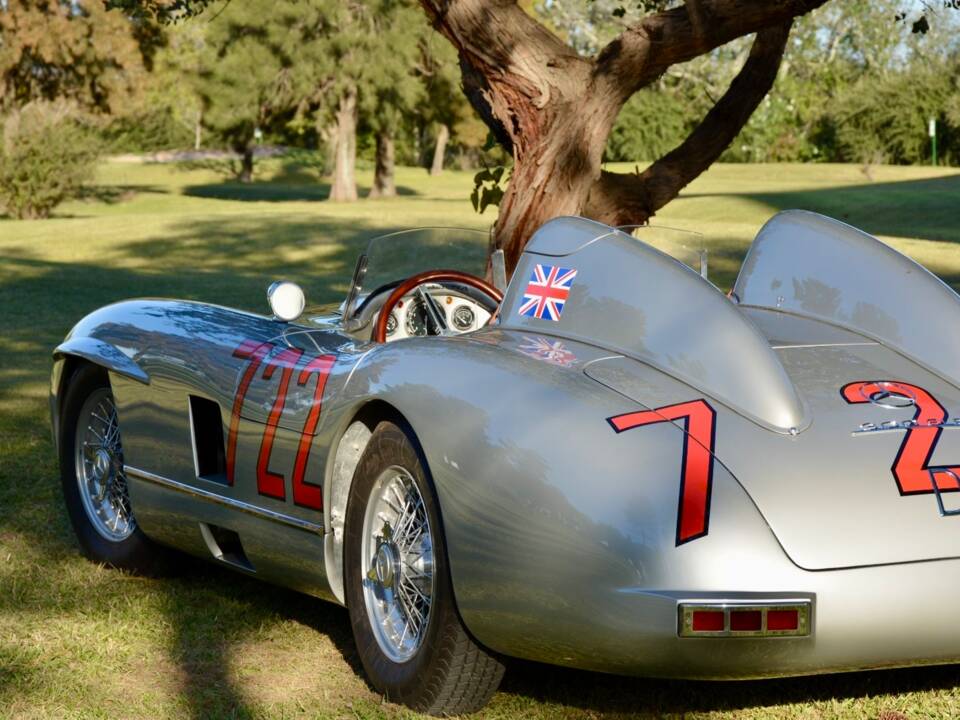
[344,421,504,715]
[60,363,170,574]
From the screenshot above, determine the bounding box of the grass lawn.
[2,157,960,719]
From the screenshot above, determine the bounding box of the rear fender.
[333,330,795,670]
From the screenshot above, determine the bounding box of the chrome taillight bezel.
[678,600,812,638]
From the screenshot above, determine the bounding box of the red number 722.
[225,340,336,510]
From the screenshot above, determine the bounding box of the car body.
[51,211,960,711]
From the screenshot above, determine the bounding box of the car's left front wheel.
[59,364,170,574]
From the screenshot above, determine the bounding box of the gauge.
[404,298,429,336]
[385,311,398,336]
[452,305,475,331]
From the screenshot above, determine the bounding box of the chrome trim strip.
[124,465,324,535]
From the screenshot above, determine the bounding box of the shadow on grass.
[0,218,387,718]
[683,172,960,244]
[499,658,960,715]
[78,184,169,205]
[183,181,420,202]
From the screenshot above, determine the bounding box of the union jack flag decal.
[518,336,578,367]
[518,264,577,321]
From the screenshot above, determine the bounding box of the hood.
[586,308,960,570]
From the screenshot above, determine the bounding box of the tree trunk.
[429,123,449,176]
[329,85,358,202]
[368,130,396,198]
[492,98,619,272]
[416,0,827,273]
[194,109,202,151]
[236,143,254,183]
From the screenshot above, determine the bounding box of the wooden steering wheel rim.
[373,269,504,343]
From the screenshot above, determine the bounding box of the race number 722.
[225,340,335,510]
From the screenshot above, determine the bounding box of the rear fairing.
[586,308,960,570]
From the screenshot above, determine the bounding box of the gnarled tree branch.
[584,21,792,226]
[595,0,824,100]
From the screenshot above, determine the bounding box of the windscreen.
[344,227,489,320]
[617,225,708,279]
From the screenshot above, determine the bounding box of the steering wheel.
[373,269,503,343]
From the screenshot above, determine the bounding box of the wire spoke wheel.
[361,465,434,663]
[73,388,135,542]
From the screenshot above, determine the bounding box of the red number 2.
[608,400,717,545]
[228,340,336,510]
[842,380,960,495]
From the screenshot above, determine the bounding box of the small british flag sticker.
[517,264,577,321]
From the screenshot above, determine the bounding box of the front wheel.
[344,421,504,715]
[59,364,170,574]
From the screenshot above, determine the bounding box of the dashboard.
[381,288,493,341]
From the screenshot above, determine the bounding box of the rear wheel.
[59,364,170,574]
[344,421,504,715]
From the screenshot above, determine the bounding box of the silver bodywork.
[51,211,960,679]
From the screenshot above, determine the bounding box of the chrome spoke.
[74,389,136,542]
[361,467,435,663]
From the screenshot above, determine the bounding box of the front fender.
[54,336,150,385]
[50,333,151,454]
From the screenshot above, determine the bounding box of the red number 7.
[608,400,717,545]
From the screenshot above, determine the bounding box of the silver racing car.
[51,211,960,714]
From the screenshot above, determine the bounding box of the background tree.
[416,0,847,270]
[416,37,461,175]
[96,0,960,266]
[195,0,292,182]
[0,1,155,217]
[359,1,425,197]
[0,0,149,114]
[149,21,208,150]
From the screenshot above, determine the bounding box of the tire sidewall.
[344,421,459,702]
[59,364,162,572]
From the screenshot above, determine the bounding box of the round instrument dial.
[452,305,475,331]
[404,299,429,336]
[385,311,398,336]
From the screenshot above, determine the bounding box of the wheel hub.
[374,541,400,588]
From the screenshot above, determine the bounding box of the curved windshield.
[344,227,490,320]
[617,225,707,279]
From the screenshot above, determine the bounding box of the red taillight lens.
[679,601,810,638]
[691,610,724,632]
[730,610,762,632]
[766,609,799,631]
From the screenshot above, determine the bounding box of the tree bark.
[235,142,254,183]
[369,129,397,198]
[417,0,830,274]
[430,123,449,175]
[194,109,202,151]
[329,85,358,202]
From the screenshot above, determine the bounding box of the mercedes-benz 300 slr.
[51,212,960,714]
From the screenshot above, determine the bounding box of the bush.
[100,107,196,153]
[0,104,100,220]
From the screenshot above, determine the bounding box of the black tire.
[59,363,171,575]
[344,421,504,715]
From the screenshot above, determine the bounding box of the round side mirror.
[267,280,305,322]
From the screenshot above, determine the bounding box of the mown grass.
[1,157,960,719]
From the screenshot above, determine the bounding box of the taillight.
[678,601,811,638]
